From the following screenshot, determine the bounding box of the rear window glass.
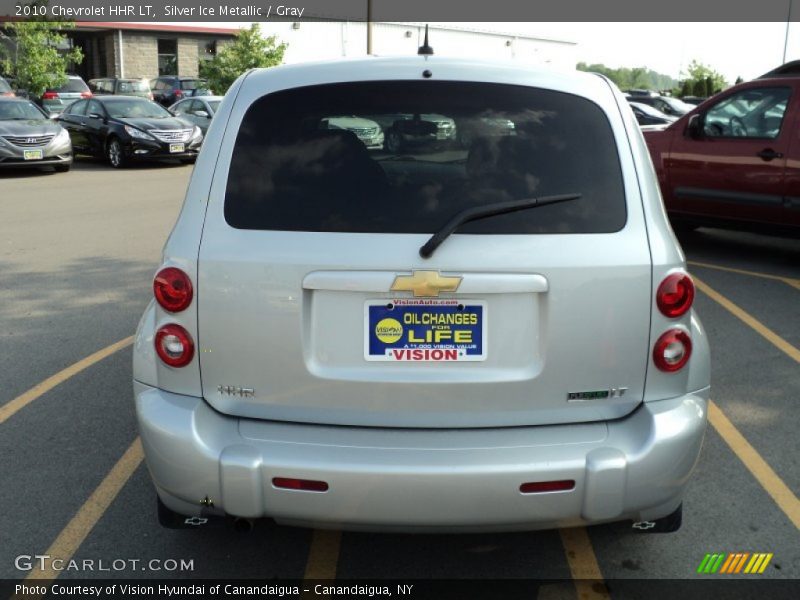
[180,79,205,90]
[54,78,89,93]
[0,77,11,93]
[118,80,150,93]
[225,81,626,234]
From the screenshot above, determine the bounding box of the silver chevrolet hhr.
[134,56,710,533]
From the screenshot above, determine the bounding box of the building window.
[199,40,217,61]
[157,39,177,75]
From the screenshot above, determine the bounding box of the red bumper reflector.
[520,480,575,494]
[272,477,329,492]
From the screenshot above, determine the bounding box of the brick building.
[50,23,236,81]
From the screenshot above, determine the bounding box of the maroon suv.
[644,68,800,237]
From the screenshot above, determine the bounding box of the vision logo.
[697,552,773,574]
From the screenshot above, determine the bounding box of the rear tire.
[157,495,186,528]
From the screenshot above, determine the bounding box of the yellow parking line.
[303,529,342,580]
[708,401,800,530]
[688,261,800,292]
[25,438,144,581]
[0,336,134,425]
[694,278,800,364]
[695,278,800,529]
[559,527,610,599]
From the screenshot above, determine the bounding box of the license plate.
[365,299,486,361]
[169,143,185,153]
[436,131,447,140]
[23,150,43,161]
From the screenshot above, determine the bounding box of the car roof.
[238,56,616,103]
[95,95,153,102]
[0,97,34,103]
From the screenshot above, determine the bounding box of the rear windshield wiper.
[419,193,582,258]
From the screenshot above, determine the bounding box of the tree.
[200,24,287,94]
[576,62,678,92]
[692,78,708,97]
[0,2,83,97]
[677,59,727,98]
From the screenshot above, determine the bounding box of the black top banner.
[1,0,800,22]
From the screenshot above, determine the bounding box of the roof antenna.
[418,24,434,56]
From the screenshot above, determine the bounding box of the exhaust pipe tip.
[232,517,254,533]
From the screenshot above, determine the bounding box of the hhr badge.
[390,270,462,298]
[217,385,255,398]
[568,388,628,401]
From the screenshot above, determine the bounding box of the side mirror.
[88,112,103,120]
[194,110,209,119]
[686,114,704,139]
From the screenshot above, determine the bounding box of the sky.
[177,20,794,83]
[462,22,793,82]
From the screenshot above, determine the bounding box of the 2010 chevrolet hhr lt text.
[133,56,710,533]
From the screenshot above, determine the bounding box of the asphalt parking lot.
[0,161,798,596]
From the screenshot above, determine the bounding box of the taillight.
[154,267,193,312]
[155,324,194,367]
[653,329,692,372]
[657,272,694,318]
[42,91,59,100]
[175,89,183,98]
[80,90,93,98]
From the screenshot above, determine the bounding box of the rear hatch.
[197,79,651,428]
[43,77,90,114]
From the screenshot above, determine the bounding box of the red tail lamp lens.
[154,267,193,312]
[653,329,692,372]
[520,480,575,494]
[657,273,695,318]
[155,324,194,367]
[272,477,329,492]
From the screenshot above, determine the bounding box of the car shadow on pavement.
[0,165,63,179]
[0,256,157,402]
[0,158,190,179]
[676,227,800,275]
[70,157,191,171]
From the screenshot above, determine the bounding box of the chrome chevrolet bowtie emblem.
[390,270,462,297]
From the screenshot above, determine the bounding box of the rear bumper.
[135,381,708,532]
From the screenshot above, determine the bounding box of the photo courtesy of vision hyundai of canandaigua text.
[133,54,710,533]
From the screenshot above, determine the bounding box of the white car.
[134,57,710,533]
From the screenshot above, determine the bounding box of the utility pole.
[366,0,373,55]
[783,0,793,64]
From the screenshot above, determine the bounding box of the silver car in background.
[134,57,710,533]
[0,98,72,171]
[169,96,224,135]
